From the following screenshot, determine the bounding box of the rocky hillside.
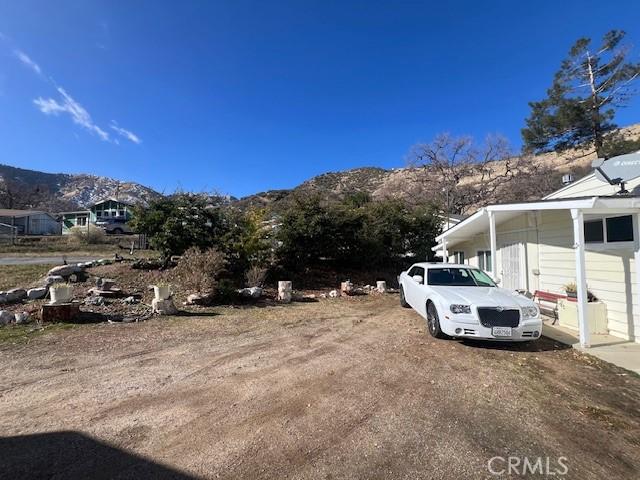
[237,124,640,214]
[0,164,161,210]
[4,124,639,214]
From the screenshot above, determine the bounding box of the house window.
[453,251,465,264]
[96,211,102,217]
[477,250,492,272]
[585,219,604,243]
[78,217,87,226]
[606,215,634,242]
[118,210,125,217]
[584,215,634,244]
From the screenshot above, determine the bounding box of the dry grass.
[0,264,55,290]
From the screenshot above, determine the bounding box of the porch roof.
[434,195,640,250]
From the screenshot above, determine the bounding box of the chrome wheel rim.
[427,307,436,333]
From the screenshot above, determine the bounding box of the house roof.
[91,198,134,207]
[434,195,640,250]
[0,209,50,218]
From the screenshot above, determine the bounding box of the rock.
[152,298,178,315]
[0,310,14,325]
[96,258,113,266]
[43,275,65,287]
[186,293,211,305]
[329,289,339,298]
[319,293,327,299]
[47,264,81,278]
[6,288,27,302]
[96,278,116,290]
[239,287,263,299]
[376,281,387,294]
[84,296,105,306]
[27,287,47,300]
[14,312,30,324]
[0,293,7,304]
[122,296,139,305]
[277,281,292,303]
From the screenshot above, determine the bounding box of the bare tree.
[407,134,519,214]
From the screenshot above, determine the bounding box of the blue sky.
[1,1,640,198]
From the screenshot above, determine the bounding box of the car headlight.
[450,304,471,314]
[521,306,539,319]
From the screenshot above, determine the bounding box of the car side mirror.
[494,278,501,285]
[412,274,423,284]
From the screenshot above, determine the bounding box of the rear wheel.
[111,228,123,235]
[400,286,410,308]
[426,302,447,339]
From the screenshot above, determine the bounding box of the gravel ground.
[1,295,639,479]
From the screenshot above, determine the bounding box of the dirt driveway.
[1,296,639,479]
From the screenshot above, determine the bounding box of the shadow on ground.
[0,431,197,480]
[458,336,571,352]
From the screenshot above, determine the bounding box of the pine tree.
[522,30,640,157]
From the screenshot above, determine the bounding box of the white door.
[500,242,522,291]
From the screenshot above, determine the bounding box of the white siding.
[537,210,639,341]
[545,173,640,199]
[449,209,640,342]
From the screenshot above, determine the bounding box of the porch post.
[488,211,498,280]
[571,208,590,348]
[442,236,448,263]
[633,214,640,334]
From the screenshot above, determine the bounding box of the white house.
[433,164,640,348]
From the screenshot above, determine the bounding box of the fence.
[0,223,17,245]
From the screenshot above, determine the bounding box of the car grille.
[477,307,520,328]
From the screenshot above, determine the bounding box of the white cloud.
[13,45,140,145]
[14,49,42,76]
[110,121,141,144]
[34,87,109,141]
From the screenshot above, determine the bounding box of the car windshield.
[427,267,496,287]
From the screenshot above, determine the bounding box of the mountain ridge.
[3,123,640,214]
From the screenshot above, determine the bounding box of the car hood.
[430,286,533,308]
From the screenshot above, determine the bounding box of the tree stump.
[341,281,354,296]
[277,281,292,303]
[376,281,387,293]
[41,303,81,323]
[152,298,178,315]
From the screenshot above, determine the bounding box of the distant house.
[0,209,61,235]
[61,198,136,234]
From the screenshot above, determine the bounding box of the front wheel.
[400,286,410,308]
[426,302,448,339]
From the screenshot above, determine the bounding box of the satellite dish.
[594,151,640,185]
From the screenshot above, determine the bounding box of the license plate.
[492,327,512,337]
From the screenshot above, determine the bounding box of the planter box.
[557,298,608,334]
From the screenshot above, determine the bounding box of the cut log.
[152,298,178,315]
[277,281,292,303]
[376,281,387,293]
[340,281,354,296]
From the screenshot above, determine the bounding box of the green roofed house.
[61,198,135,234]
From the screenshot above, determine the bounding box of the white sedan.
[398,263,542,341]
